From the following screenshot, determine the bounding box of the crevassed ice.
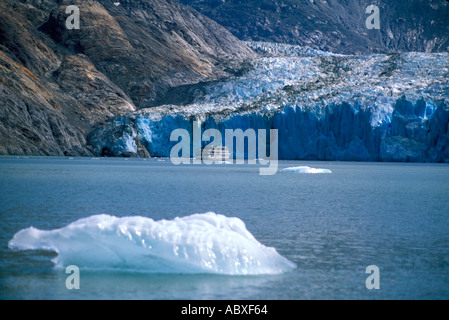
[136,41,449,120]
[88,42,449,162]
[8,212,296,275]
[280,166,332,174]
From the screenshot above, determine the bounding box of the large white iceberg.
[8,212,296,275]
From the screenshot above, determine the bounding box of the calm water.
[1,157,448,300]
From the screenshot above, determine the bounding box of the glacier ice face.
[8,213,296,275]
[280,166,332,174]
[88,42,449,162]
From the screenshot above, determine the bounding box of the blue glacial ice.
[8,212,296,275]
[88,42,449,162]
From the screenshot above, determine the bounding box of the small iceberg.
[280,166,332,174]
[8,213,296,275]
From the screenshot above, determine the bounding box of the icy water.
[1,157,448,300]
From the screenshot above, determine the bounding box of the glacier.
[88,42,449,162]
[8,212,296,275]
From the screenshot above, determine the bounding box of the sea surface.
[1,156,448,300]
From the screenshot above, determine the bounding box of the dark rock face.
[40,0,256,106]
[0,51,90,156]
[54,54,136,124]
[180,0,449,54]
[0,0,255,156]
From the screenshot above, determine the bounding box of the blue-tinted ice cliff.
[89,42,449,162]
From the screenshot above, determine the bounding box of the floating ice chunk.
[8,213,296,275]
[280,166,332,174]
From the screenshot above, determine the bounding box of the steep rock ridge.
[0,51,89,156]
[89,42,449,162]
[40,0,256,106]
[180,0,449,54]
[0,1,136,155]
[0,0,255,156]
[54,54,136,124]
[0,3,60,77]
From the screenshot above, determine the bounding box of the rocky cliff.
[0,0,255,156]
